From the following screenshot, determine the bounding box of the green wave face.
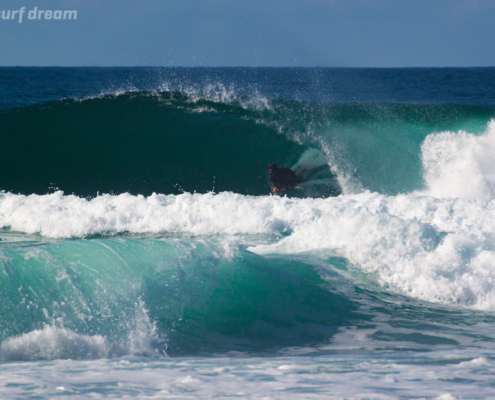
[0,238,360,356]
[1,90,493,197]
[0,92,304,197]
[311,102,495,194]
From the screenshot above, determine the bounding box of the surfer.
[267,162,303,193]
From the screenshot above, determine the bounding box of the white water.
[0,301,165,362]
[0,326,109,361]
[422,120,495,200]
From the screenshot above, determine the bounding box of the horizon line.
[1,65,494,69]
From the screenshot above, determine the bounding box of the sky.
[1,0,495,67]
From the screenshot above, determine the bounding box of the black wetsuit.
[269,167,302,190]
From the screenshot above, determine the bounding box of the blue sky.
[1,0,494,67]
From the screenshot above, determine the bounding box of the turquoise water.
[2,67,495,398]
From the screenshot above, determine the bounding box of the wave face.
[1,89,493,197]
[0,92,304,197]
[0,237,364,357]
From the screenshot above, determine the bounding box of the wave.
[0,92,307,197]
[1,90,494,197]
[0,238,359,358]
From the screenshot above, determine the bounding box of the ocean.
[1,67,495,399]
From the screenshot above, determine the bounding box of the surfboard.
[294,149,342,196]
[292,148,328,181]
[272,148,332,193]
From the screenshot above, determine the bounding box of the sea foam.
[0,300,164,361]
[0,326,109,361]
[421,119,495,200]
[3,190,495,310]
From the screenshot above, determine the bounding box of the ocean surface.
[2,67,495,399]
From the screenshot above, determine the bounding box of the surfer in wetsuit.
[267,162,303,193]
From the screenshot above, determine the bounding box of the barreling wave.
[1,89,494,197]
[0,91,306,197]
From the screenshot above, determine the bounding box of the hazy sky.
[1,0,495,67]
